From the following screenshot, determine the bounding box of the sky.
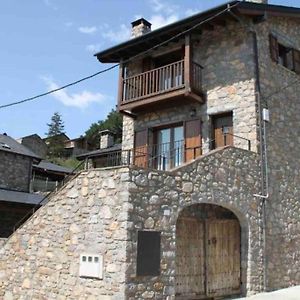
[0,0,299,139]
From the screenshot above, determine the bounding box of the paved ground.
[235,286,300,300]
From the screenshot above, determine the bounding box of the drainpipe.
[251,30,269,293]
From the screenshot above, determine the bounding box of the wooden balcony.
[118,59,205,113]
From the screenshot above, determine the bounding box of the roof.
[76,144,122,160]
[95,1,300,63]
[0,189,44,205]
[0,134,41,160]
[33,160,73,174]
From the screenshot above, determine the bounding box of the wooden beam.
[184,34,191,93]
[117,62,124,111]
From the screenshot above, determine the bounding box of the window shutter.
[134,129,148,168]
[293,49,300,74]
[184,119,202,162]
[269,34,279,63]
[137,231,161,276]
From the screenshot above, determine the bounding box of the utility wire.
[0,1,243,110]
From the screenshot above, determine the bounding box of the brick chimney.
[99,130,114,149]
[131,18,152,38]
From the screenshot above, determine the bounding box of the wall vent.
[79,253,103,279]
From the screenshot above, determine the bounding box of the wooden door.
[185,119,202,162]
[176,218,241,299]
[206,219,241,298]
[175,218,206,297]
[212,113,233,149]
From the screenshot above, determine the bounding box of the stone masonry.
[0,151,32,192]
[0,147,262,299]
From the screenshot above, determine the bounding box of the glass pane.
[173,126,184,167]
[157,129,170,170]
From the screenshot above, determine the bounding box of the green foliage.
[46,112,65,137]
[85,109,123,148]
[46,112,66,158]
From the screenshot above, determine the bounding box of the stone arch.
[175,203,249,298]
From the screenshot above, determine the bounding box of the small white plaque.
[79,253,103,279]
[164,209,171,216]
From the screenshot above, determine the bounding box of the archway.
[175,204,242,299]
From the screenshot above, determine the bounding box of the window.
[269,33,300,74]
[154,124,184,170]
[137,231,161,276]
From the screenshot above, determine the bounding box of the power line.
[0,1,243,110]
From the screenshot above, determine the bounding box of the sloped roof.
[0,134,41,160]
[76,144,122,160]
[0,189,44,205]
[95,0,300,63]
[33,160,73,174]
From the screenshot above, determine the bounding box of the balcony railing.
[86,134,251,171]
[120,60,203,106]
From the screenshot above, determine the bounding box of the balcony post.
[118,61,124,110]
[184,34,191,94]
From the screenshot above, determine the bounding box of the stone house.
[0,134,43,240]
[17,134,48,159]
[1,0,300,299]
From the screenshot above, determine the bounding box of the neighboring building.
[0,134,43,238]
[77,130,122,168]
[64,136,91,157]
[2,1,300,299]
[31,160,73,192]
[17,134,48,159]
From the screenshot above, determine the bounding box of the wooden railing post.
[184,34,191,94]
[118,61,124,109]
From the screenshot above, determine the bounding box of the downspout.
[251,30,269,292]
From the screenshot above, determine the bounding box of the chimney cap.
[99,129,114,136]
[131,18,152,28]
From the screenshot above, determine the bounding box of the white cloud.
[102,24,131,43]
[42,77,106,109]
[78,26,97,34]
[149,14,179,30]
[149,0,178,15]
[86,43,102,53]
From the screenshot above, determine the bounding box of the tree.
[85,109,123,148]
[46,112,66,158]
[46,112,65,137]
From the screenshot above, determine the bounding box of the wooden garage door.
[176,218,241,299]
[206,219,241,297]
[175,218,206,297]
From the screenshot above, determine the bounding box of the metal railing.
[122,60,203,103]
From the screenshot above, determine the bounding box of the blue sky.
[0,0,299,139]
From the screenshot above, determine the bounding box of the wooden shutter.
[137,231,161,276]
[185,119,202,162]
[134,129,148,168]
[269,34,279,63]
[293,49,300,74]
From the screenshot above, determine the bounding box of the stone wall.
[126,147,262,299]
[255,16,300,290]
[0,151,32,192]
[19,135,47,159]
[0,167,131,300]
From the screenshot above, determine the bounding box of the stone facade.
[0,167,130,300]
[0,151,32,192]
[0,147,262,299]
[255,16,300,290]
[18,134,47,159]
[123,21,258,155]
